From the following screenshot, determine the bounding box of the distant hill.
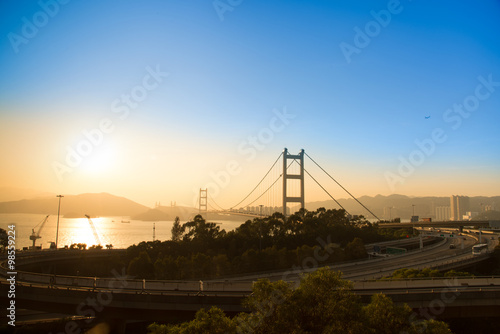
[0,192,149,217]
[302,194,500,220]
[473,210,500,221]
[0,187,55,202]
[132,205,199,221]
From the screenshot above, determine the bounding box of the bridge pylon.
[283,148,305,217]
[199,188,208,216]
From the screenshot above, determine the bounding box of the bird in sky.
[425,116,431,119]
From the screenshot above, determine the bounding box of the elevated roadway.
[222,232,497,282]
[379,220,499,229]
[2,231,497,327]
[2,276,500,323]
[4,232,496,289]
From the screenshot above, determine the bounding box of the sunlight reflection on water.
[0,214,243,249]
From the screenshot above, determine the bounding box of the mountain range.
[303,194,500,220]
[0,189,498,221]
[0,192,148,218]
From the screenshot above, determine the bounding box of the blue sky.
[1,0,499,208]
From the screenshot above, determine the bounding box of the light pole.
[55,195,64,249]
[259,205,263,251]
[411,204,415,236]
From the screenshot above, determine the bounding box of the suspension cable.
[207,202,218,211]
[194,195,199,211]
[244,174,283,208]
[304,167,349,215]
[288,158,347,213]
[230,152,284,209]
[304,152,380,221]
[208,192,226,211]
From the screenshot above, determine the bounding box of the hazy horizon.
[1,1,499,210]
[1,186,499,211]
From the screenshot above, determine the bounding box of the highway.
[4,232,496,289]
[2,231,497,292]
[4,273,500,324]
[218,232,492,283]
[1,230,498,327]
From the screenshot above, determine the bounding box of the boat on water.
[121,220,130,223]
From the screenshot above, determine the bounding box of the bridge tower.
[283,148,305,217]
[199,188,208,216]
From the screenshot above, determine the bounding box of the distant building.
[482,204,493,212]
[383,207,395,220]
[450,195,470,221]
[463,211,479,221]
[435,206,451,221]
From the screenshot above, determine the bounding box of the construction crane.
[30,215,50,250]
[84,214,102,246]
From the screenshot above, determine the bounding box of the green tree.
[171,216,184,242]
[0,228,8,249]
[386,268,471,279]
[237,268,365,333]
[148,267,453,334]
[363,293,451,333]
[290,267,366,333]
[212,254,230,277]
[239,248,261,273]
[363,293,415,334]
[128,251,154,278]
[154,255,178,280]
[237,278,294,334]
[344,237,368,260]
[175,256,191,279]
[191,253,212,278]
[147,307,236,334]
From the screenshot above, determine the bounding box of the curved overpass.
[2,231,498,328]
[2,276,499,323]
[3,232,496,289]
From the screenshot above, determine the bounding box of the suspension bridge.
[197,148,380,220]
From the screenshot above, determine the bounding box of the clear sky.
[1,0,499,208]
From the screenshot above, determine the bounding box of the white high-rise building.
[435,206,451,221]
[450,195,470,221]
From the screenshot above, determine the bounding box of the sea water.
[0,214,244,250]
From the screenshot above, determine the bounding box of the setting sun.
[79,144,116,176]
[61,218,104,247]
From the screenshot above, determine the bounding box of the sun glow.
[79,144,116,176]
[63,218,104,248]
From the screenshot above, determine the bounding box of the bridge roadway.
[207,210,262,218]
